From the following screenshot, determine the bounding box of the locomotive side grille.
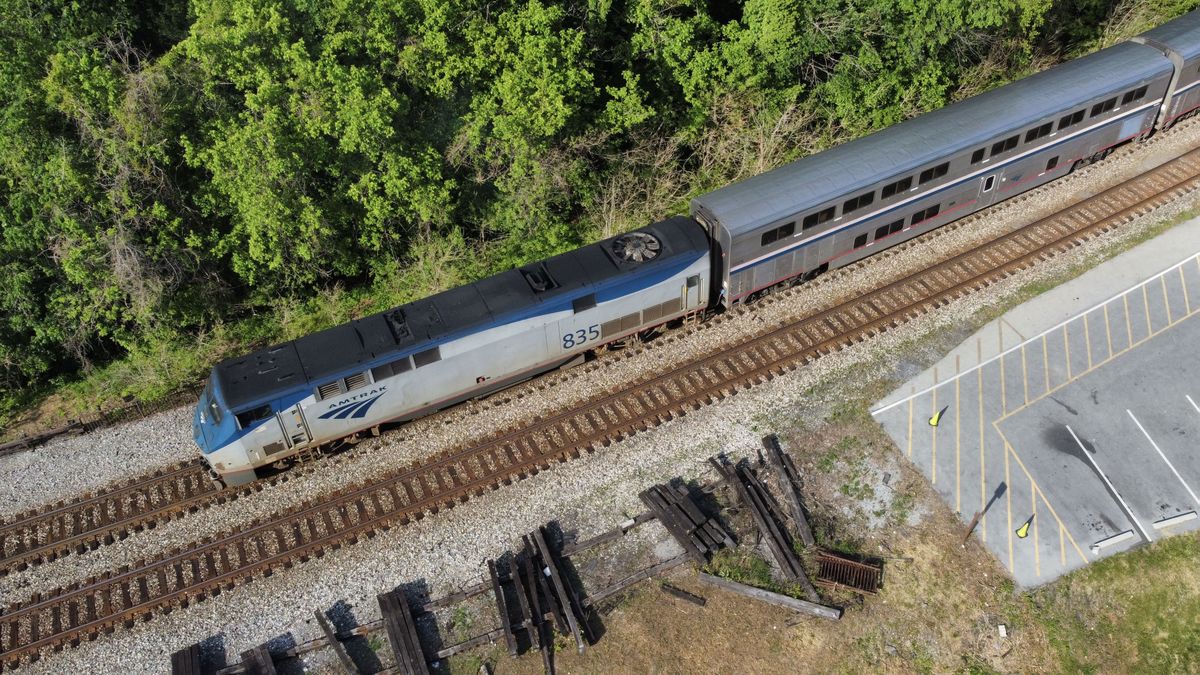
[344,372,369,391]
[621,311,643,331]
[263,442,287,456]
[657,298,680,319]
[603,311,643,339]
[371,356,413,382]
[643,303,663,323]
[316,381,343,400]
[601,317,621,339]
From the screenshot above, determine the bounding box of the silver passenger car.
[691,39,1174,304]
[1136,9,1200,129]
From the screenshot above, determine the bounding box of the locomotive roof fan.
[611,231,661,263]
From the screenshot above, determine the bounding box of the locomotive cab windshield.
[193,371,251,460]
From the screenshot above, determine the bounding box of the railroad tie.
[378,590,429,675]
[486,558,518,656]
[314,610,359,674]
[169,643,202,675]
[241,644,278,675]
[507,555,538,649]
[533,527,588,654]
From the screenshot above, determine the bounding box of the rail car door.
[684,274,702,308]
[977,173,999,208]
[277,403,311,449]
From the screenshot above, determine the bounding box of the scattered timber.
[638,483,732,565]
[314,610,360,674]
[170,643,202,675]
[696,573,842,621]
[710,456,820,603]
[660,583,707,606]
[379,589,431,675]
[240,644,277,675]
[761,434,816,547]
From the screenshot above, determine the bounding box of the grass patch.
[704,548,814,599]
[1032,532,1200,673]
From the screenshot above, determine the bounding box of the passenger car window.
[1090,97,1116,117]
[881,177,912,199]
[843,191,875,214]
[760,222,795,246]
[801,207,834,231]
[990,136,1018,157]
[1058,110,1084,130]
[1025,122,1052,143]
[911,204,941,225]
[919,162,949,185]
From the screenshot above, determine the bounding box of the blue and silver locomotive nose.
[193,405,207,453]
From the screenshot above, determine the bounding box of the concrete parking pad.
[871,217,1200,586]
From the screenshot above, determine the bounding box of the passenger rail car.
[1136,10,1200,129]
[194,11,1200,485]
[691,40,1174,303]
[195,217,710,485]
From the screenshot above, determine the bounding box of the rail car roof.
[1138,9,1200,61]
[690,40,1171,237]
[212,216,709,411]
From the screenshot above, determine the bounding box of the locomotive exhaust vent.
[520,263,559,293]
[612,231,661,263]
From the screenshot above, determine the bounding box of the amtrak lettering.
[319,386,388,420]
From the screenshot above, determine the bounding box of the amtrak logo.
[319,388,387,420]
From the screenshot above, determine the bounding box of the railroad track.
[0,461,219,575]
[4,146,1200,668]
[0,124,1183,582]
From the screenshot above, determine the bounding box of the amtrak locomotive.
[195,11,1200,486]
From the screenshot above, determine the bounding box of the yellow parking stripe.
[1059,522,1066,566]
[1033,484,1040,578]
[956,374,962,514]
[1083,311,1093,369]
[1162,275,1172,322]
[979,368,986,543]
[997,426,1089,564]
[1062,324,1071,380]
[1042,334,1050,392]
[931,385,938,485]
[1000,348,1008,415]
[1021,344,1029,404]
[1005,438,1014,572]
[1104,303,1113,357]
[1142,284,1152,335]
[1182,267,1192,313]
[1124,294,1134,347]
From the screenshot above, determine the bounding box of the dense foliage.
[0,0,1194,403]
